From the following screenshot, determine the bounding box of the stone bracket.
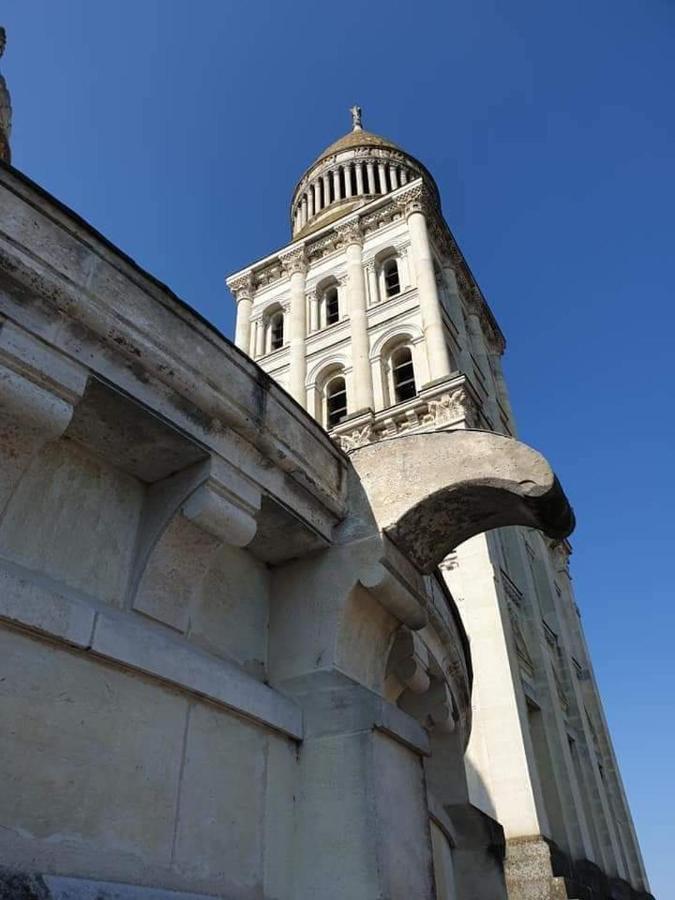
[126,456,261,610]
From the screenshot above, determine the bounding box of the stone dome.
[311,128,403,167]
[290,108,438,239]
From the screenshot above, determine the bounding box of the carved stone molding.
[422,388,477,429]
[337,423,373,452]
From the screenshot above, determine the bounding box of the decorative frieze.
[333,378,478,452]
[422,387,478,429]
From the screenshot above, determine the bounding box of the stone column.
[366,161,375,194]
[366,261,378,306]
[230,273,255,353]
[378,161,388,193]
[389,165,399,189]
[443,265,473,375]
[403,188,451,382]
[307,185,315,218]
[322,172,330,207]
[280,248,308,407]
[309,290,319,333]
[344,164,352,198]
[355,162,364,195]
[338,221,374,413]
[400,168,408,185]
[465,293,501,428]
[332,169,340,202]
[255,317,265,357]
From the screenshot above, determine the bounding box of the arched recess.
[314,275,342,330]
[310,360,350,427]
[262,302,285,353]
[374,245,404,302]
[350,429,574,573]
[373,329,425,408]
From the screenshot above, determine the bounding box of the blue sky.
[2,1,673,893]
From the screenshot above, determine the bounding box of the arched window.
[324,286,340,326]
[325,376,347,428]
[269,311,284,350]
[383,258,401,298]
[392,346,416,402]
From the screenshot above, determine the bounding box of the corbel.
[0,319,87,513]
[127,455,261,621]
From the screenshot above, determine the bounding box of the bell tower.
[227,111,652,900]
[0,27,12,165]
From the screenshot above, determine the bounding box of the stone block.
[0,559,95,647]
[91,609,302,738]
[0,628,186,870]
[171,703,266,893]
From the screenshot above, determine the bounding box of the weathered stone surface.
[351,429,574,572]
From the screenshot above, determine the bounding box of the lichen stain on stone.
[109,331,142,357]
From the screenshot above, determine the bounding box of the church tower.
[0,27,12,164]
[227,111,652,900]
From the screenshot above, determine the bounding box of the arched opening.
[392,346,416,402]
[325,375,348,429]
[383,258,401,298]
[269,311,284,351]
[324,286,339,326]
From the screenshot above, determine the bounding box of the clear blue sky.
[3,1,673,893]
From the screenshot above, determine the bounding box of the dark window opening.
[270,313,284,350]
[392,347,416,403]
[384,259,400,297]
[326,377,347,428]
[325,287,339,325]
[338,168,346,199]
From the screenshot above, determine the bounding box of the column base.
[504,837,655,900]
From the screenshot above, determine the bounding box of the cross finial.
[350,105,362,132]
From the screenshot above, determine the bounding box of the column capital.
[335,219,363,248]
[228,272,256,303]
[396,182,437,219]
[279,246,308,277]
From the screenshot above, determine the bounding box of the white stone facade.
[228,117,653,900]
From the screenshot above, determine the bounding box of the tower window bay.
[392,347,416,402]
[384,258,401,297]
[326,376,347,427]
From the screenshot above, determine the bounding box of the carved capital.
[335,219,363,248]
[395,182,436,219]
[228,272,256,303]
[423,388,476,429]
[279,246,308,277]
[337,422,373,452]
